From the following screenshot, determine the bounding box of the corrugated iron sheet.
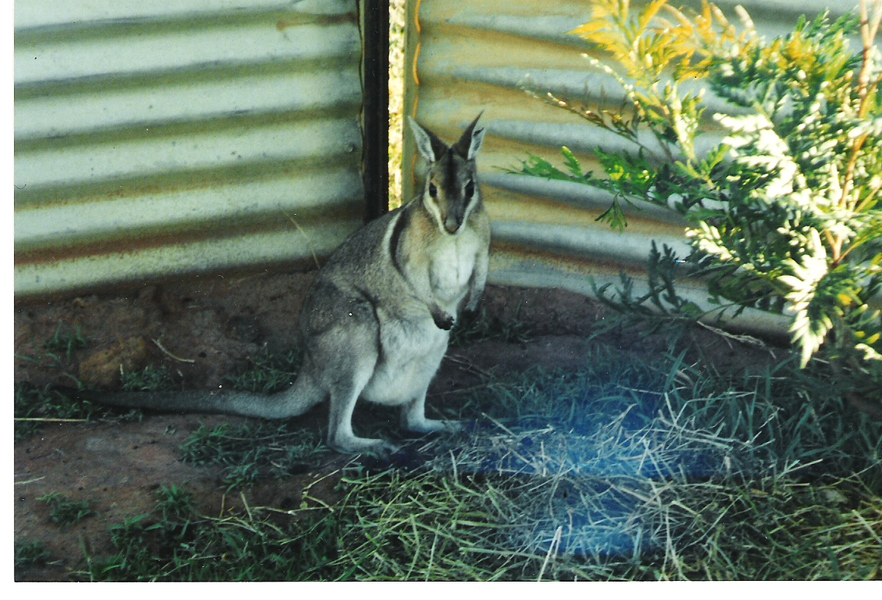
[14,0,365,300]
[403,0,868,338]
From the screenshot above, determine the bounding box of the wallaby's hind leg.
[322,351,399,453]
[318,360,398,453]
[400,389,462,435]
[302,288,395,454]
[327,376,400,454]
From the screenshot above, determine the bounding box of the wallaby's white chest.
[429,230,481,305]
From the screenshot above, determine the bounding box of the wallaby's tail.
[86,373,325,420]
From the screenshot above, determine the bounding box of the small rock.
[79,337,150,388]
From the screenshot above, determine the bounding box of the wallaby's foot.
[403,416,463,435]
[401,394,462,435]
[328,433,400,456]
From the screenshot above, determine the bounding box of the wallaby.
[93,114,490,454]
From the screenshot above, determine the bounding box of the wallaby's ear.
[454,112,487,160]
[408,116,447,164]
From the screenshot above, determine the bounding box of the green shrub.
[515,0,881,397]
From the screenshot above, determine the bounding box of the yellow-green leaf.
[639,0,669,32]
[570,21,608,38]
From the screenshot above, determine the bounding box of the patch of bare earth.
[14,270,781,581]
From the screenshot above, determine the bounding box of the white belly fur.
[361,313,448,406]
[360,227,480,407]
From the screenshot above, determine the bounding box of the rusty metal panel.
[14,0,365,300]
[403,0,866,337]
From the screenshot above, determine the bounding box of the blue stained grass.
[414,345,882,561]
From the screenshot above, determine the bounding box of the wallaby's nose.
[444,214,462,234]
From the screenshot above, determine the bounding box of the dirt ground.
[13,268,779,581]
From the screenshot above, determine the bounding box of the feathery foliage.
[515,0,882,389]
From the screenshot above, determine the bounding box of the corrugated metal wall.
[14,0,366,300]
[403,0,866,338]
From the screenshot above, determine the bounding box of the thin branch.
[836,0,882,261]
[152,338,196,363]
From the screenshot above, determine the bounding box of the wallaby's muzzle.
[444,214,463,234]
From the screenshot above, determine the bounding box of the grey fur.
[93,115,491,454]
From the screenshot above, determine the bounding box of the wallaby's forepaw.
[431,310,455,330]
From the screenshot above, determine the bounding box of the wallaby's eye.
[428,183,438,198]
[465,180,475,198]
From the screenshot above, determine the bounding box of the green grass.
[38,493,95,527]
[41,322,89,361]
[180,345,325,490]
[224,345,304,394]
[75,468,882,581]
[154,485,196,520]
[15,322,145,440]
[121,364,177,392]
[17,321,89,372]
[16,321,90,390]
[328,348,881,580]
[81,484,341,581]
[71,343,881,581]
[14,285,880,580]
[15,540,52,569]
[14,383,134,441]
[180,421,329,490]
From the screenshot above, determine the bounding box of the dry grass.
[59,344,882,581]
[331,352,882,580]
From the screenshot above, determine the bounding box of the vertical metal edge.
[360,0,390,220]
[401,0,421,205]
